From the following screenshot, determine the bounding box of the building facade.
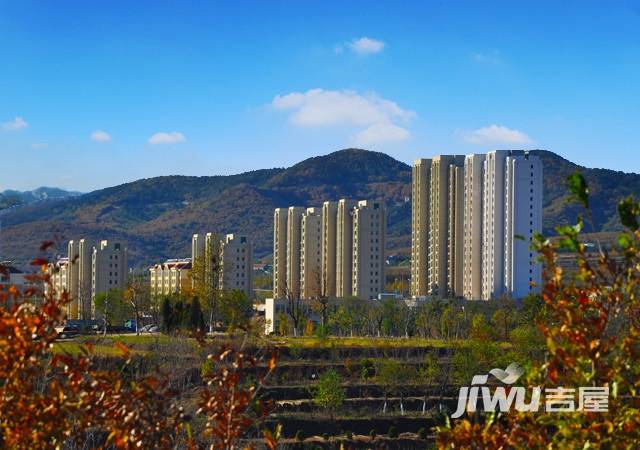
[220,233,253,299]
[91,240,129,316]
[286,206,305,299]
[321,201,338,297]
[335,199,356,298]
[447,164,464,297]
[482,150,524,300]
[429,155,464,297]
[149,259,192,297]
[272,208,288,299]
[352,200,387,300]
[462,154,486,300]
[410,150,543,301]
[411,159,431,298]
[273,197,386,301]
[504,153,543,298]
[300,208,322,299]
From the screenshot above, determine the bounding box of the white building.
[504,153,543,298]
[482,150,524,300]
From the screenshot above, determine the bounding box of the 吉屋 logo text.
[451,363,609,419]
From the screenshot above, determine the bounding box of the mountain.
[0,149,638,268]
[0,187,82,210]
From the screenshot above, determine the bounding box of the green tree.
[124,273,150,335]
[93,288,129,332]
[190,235,224,332]
[161,297,174,333]
[189,297,205,332]
[313,369,345,418]
[220,289,252,331]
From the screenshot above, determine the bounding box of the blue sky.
[1,1,639,192]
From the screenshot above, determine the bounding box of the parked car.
[57,326,79,339]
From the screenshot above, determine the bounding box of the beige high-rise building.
[272,208,288,299]
[300,208,322,299]
[429,155,464,297]
[66,240,80,318]
[336,199,355,298]
[286,206,305,299]
[463,154,486,300]
[64,238,94,320]
[504,153,543,299]
[149,259,192,297]
[91,241,128,313]
[411,159,431,298]
[482,150,524,300]
[47,257,71,315]
[220,234,253,299]
[321,201,338,297]
[447,164,464,297]
[192,234,205,261]
[352,200,386,300]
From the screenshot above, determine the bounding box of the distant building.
[46,239,128,320]
[504,153,543,298]
[462,154,486,300]
[149,258,192,297]
[410,149,543,301]
[321,201,338,297]
[286,206,304,299]
[273,197,387,301]
[220,233,253,299]
[411,159,431,298]
[429,155,464,297]
[91,240,129,317]
[335,199,356,298]
[300,208,321,299]
[352,200,386,300]
[272,208,288,299]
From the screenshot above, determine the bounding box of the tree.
[190,234,224,332]
[220,289,252,331]
[438,173,640,448]
[375,358,418,414]
[124,273,150,335]
[94,288,129,333]
[313,369,345,418]
[284,282,305,336]
[188,297,205,332]
[160,297,174,333]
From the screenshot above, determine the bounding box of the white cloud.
[354,123,410,146]
[347,37,385,55]
[2,116,28,131]
[148,131,186,145]
[272,88,413,146]
[31,143,48,149]
[90,130,112,142]
[459,124,533,145]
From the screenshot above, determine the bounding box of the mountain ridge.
[1,149,638,268]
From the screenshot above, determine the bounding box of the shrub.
[295,429,304,442]
[322,433,329,441]
[388,425,398,439]
[369,429,377,440]
[312,369,346,414]
[360,358,375,379]
[417,427,427,439]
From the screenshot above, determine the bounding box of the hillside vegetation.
[1,149,638,267]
